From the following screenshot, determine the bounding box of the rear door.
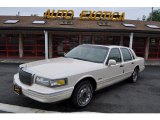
[120,48,135,79]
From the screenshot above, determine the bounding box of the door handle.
[131,62,134,64]
[120,64,124,67]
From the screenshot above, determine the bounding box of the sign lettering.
[44,10,125,21]
[44,9,74,20]
[80,10,125,21]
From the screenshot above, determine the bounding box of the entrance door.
[132,37,146,57]
[148,38,160,60]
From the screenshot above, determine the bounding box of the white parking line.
[0,103,54,113]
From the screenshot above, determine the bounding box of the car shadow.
[15,79,132,113]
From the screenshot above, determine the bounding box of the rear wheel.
[71,81,93,108]
[130,68,139,83]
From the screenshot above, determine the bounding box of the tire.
[130,67,139,83]
[71,80,93,108]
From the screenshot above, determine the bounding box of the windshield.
[65,45,109,63]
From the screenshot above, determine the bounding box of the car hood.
[21,57,103,78]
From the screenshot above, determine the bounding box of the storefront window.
[94,35,120,45]
[70,36,79,50]
[52,35,79,57]
[22,34,45,58]
[94,35,106,45]
[123,37,130,47]
[0,34,5,57]
[82,35,92,44]
[0,34,19,58]
[110,36,120,45]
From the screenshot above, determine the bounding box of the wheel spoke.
[77,84,92,106]
[133,70,138,82]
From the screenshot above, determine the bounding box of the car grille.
[19,68,33,85]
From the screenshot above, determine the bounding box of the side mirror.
[108,59,116,67]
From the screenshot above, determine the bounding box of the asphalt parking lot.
[0,63,160,113]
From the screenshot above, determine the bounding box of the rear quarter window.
[129,49,135,59]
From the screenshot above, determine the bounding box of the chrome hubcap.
[77,85,92,106]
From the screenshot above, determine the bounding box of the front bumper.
[13,74,74,103]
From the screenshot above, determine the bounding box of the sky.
[0,7,159,20]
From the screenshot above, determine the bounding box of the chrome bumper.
[13,74,74,103]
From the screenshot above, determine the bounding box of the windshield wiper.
[65,56,102,63]
[71,57,84,60]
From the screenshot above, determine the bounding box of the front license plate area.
[14,85,22,95]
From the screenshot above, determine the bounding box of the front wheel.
[130,68,139,83]
[71,81,93,108]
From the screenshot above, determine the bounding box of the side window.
[107,48,122,64]
[121,48,132,62]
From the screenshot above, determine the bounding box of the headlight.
[35,76,67,87]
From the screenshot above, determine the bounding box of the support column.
[44,30,48,59]
[79,34,82,44]
[19,33,23,58]
[145,37,150,60]
[92,35,95,44]
[129,32,134,48]
[120,35,123,46]
[48,33,53,58]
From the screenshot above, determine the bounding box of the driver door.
[97,48,124,89]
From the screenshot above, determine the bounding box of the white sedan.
[13,44,145,108]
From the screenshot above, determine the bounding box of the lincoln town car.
[13,44,145,108]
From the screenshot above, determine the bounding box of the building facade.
[0,16,160,61]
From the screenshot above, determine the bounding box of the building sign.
[44,10,74,20]
[80,11,125,21]
[44,9,125,21]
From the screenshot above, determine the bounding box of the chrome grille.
[19,68,33,85]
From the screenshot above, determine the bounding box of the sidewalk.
[145,60,160,66]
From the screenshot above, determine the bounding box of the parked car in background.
[13,44,145,108]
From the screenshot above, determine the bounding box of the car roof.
[82,44,129,49]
